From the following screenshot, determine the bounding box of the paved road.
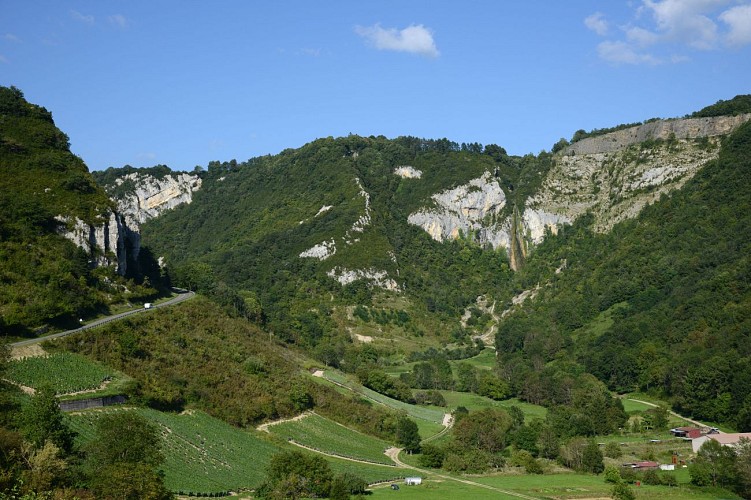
[10,290,195,348]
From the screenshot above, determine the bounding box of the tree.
[261,450,333,499]
[86,412,163,468]
[19,385,76,454]
[452,408,512,454]
[396,416,421,453]
[690,438,737,488]
[418,443,446,468]
[582,440,605,474]
[611,481,636,500]
[86,412,171,500]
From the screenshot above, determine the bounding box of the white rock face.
[299,239,336,260]
[57,210,138,275]
[408,172,510,248]
[522,209,570,243]
[327,267,400,291]
[527,137,723,232]
[113,172,202,224]
[394,166,423,179]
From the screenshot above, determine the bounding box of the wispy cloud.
[70,10,95,25]
[0,54,8,64]
[597,40,662,65]
[108,14,128,29]
[137,152,157,161]
[586,1,751,65]
[720,4,751,46]
[300,48,321,57]
[355,23,439,58]
[3,33,21,43]
[584,12,609,36]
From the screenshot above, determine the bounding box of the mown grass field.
[368,471,739,500]
[269,413,395,465]
[8,352,113,394]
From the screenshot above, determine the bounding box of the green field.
[322,370,446,424]
[269,413,396,465]
[367,471,739,500]
[438,392,547,420]
[8,352,114,395]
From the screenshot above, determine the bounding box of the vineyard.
[269,413,395,465]
[66,407,406,495]
[7,352,112,394]
[67,408,280,495]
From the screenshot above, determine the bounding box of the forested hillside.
[499,120,751,430]
[141,136,545,345]
[0,87,157,335]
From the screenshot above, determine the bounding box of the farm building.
[623,461,660,470]
[670,426,702,439]
[405,477,422,485]
[692,433,751,453]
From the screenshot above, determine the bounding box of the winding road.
[9,290,195,348]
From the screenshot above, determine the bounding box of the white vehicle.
[144,303,152,309]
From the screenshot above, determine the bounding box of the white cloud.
[589,0,751,65]
[585,12,609,36]
[70,10,95,25]
[625,26,660,46]
[355,23,439,58]
[3,33,20,43]
[597,40,662,65]
[720,4,751,46]
[642,0,724,49]
[108,14,128,29]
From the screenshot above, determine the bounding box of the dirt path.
[257,411,313,433]
[287,440,399,467]
[422,413,454,443]
[626,398,716,431]
[384,448,540,499]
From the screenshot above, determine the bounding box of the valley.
[2,86,751,499]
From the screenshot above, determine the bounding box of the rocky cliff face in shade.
[57,211,139,275]
[111,172,202,223]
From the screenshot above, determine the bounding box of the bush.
[604,441,623,459]
[604,465,622,484]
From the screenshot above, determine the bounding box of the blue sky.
[2,1,750,171]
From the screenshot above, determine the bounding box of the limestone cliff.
[407,172,511,249]
[57,210,138,275]
[110,172,202,223]
[407,113,751,259]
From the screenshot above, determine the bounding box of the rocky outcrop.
[528,137,722,233]
[57,210,138,275]
[111,172,202,223]
[564,114,751,155]
[394,166,423,178]
[327,267,400,291]
[408,172,511,249]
